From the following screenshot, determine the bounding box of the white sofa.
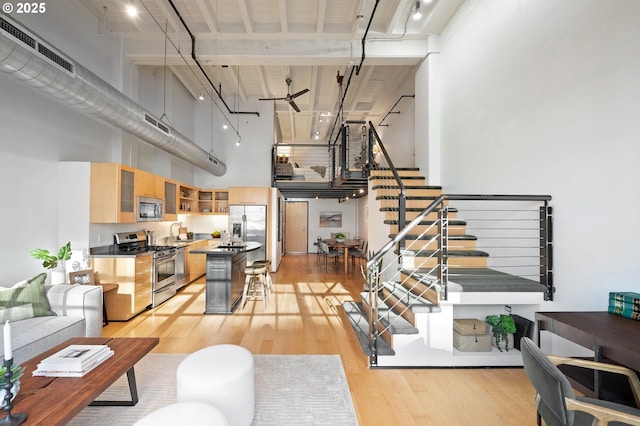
[0,284,103,364]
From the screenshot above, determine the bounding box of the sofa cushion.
[0,303,35,322]
[0,273,56,318]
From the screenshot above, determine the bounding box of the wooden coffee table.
[5,337,159,425]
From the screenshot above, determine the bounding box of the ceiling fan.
[259,77,309,112]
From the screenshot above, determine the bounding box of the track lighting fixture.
[412,1,422,20]
[222,122,228,130]
[198,88,205,101]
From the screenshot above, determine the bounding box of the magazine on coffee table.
[33,344,114,377]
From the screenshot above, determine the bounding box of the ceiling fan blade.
[290,88,309,98]
[259,97,287,101]
[288,99,301,113]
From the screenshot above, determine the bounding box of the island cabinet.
[185,240,209,283]
[203,251,247,314]
[92,253,153,321]
[90,163,136,223]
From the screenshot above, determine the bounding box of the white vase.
[50,265,67,285]
[0,380,20,408]
[491,334,515,351]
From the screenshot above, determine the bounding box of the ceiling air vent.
[208,155,219,165]
[144,113,158,127]
[0,16,36,49]
[143,112,171,136]
[1,15,73,76]
[37,43,73,74]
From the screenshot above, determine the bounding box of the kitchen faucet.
[170,222,182,241]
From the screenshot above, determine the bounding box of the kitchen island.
[191,242,261,314]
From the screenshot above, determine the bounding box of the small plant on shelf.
[485,314,516,352]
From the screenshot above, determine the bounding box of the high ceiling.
[79,0,463,143]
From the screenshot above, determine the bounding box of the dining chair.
[319,241,340,269]
[349,239,367,267]
[520,336,640,426]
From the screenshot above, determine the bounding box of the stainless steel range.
[114,231,178,307]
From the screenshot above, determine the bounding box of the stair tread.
[341,301,395,356]
[371,184,440,190]
[376,195,440,200]
[384,219,467,225]
[380,282,441,313]
[389,233,475,240]
[360,293,419,334]
[398,249,490,258]
[380,207,458,212]
[370,176,427,181]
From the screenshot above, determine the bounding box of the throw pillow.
[0,273,56,318]
[0,303,35,322]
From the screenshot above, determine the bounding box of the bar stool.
[241,263,268,309]
[251,259,272,299]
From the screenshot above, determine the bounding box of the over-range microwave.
[138,196,163,222]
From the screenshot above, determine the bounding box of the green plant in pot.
[334,232,346,242]
[30,242,72,284]
[30,242,72,269]
[486,314,516,352]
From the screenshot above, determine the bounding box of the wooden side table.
[93,283,118,326]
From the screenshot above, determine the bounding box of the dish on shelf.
[202,209,211,213]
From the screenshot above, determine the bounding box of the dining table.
[323,238,361,273]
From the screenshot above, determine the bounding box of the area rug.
[68,353,358,425]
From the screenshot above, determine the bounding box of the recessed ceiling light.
[126,1,137,18]
[222,123,228,130]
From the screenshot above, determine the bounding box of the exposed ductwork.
[0,14,226,176]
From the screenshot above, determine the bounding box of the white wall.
[294,198,358,252]
[437,0,640,309]
[0,0,285,283]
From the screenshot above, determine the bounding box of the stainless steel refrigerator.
[229,204,267,264]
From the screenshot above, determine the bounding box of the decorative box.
[453,331,492,352]
[453,318,489,335]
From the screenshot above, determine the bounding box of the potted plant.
[334,232,346,243]
[30,242,72,285]
[486,314,516,352]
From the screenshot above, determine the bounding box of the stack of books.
[33,344,114,377]
[608,292,640,321]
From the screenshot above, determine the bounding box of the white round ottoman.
[133,401,228,425]
[176,344,255,426]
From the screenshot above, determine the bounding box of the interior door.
[285,201,308,254]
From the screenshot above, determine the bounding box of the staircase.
[332,122,553,367]
[339,166,553,367]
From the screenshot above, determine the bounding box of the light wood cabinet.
[186,240,209,282]
[179,184,198,213]
[90,163,136,223]
[228,187,269,205]
[198,189,229,214]
[93,253,153,321]
[135,169,163,199]
[164,179,178,221]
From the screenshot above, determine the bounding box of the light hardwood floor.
[104,254,537,425]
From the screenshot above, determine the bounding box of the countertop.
[90,238,220,258]
[190,241,261,256]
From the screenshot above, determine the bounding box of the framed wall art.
[319,212,342,228]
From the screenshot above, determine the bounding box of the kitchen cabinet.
[228,187,269,205]
[135,169,163,199]
[92,253,153,321]
[185,240,209,283]
[179,184,198,213]
[198,189,229,214]
[90,163,136,223]
[203,251,247,314]
[164,179,178,221]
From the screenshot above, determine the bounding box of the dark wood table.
[324,239,360,273]
[535,311,640,400]
[5,337,159,425]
